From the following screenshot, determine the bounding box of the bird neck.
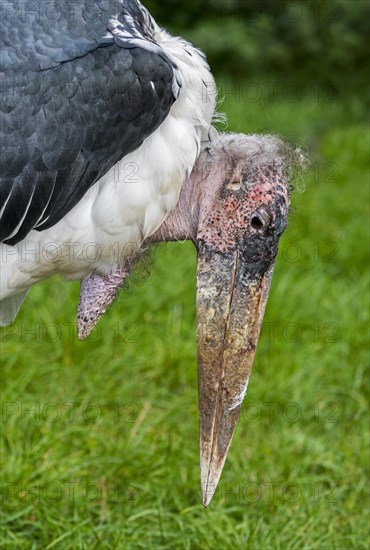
[149,174,201,245]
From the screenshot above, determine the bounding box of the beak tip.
[201,481,216,508]
[200,460,223,508]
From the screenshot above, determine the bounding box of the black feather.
[0,0,176,244]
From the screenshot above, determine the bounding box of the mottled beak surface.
[196,162,290,506]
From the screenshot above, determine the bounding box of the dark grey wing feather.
[0,0,177,244]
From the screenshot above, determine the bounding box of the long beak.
[196,242,275,507]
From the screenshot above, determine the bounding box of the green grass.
[1,85,369,549]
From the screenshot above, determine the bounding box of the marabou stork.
[0,1,293,506]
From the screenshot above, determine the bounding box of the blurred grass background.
[1,1,369,548]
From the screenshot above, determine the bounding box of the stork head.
[154,133,299,506]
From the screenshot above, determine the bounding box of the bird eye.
[250,210,270,230]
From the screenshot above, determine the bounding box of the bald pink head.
[153,133,293,251]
